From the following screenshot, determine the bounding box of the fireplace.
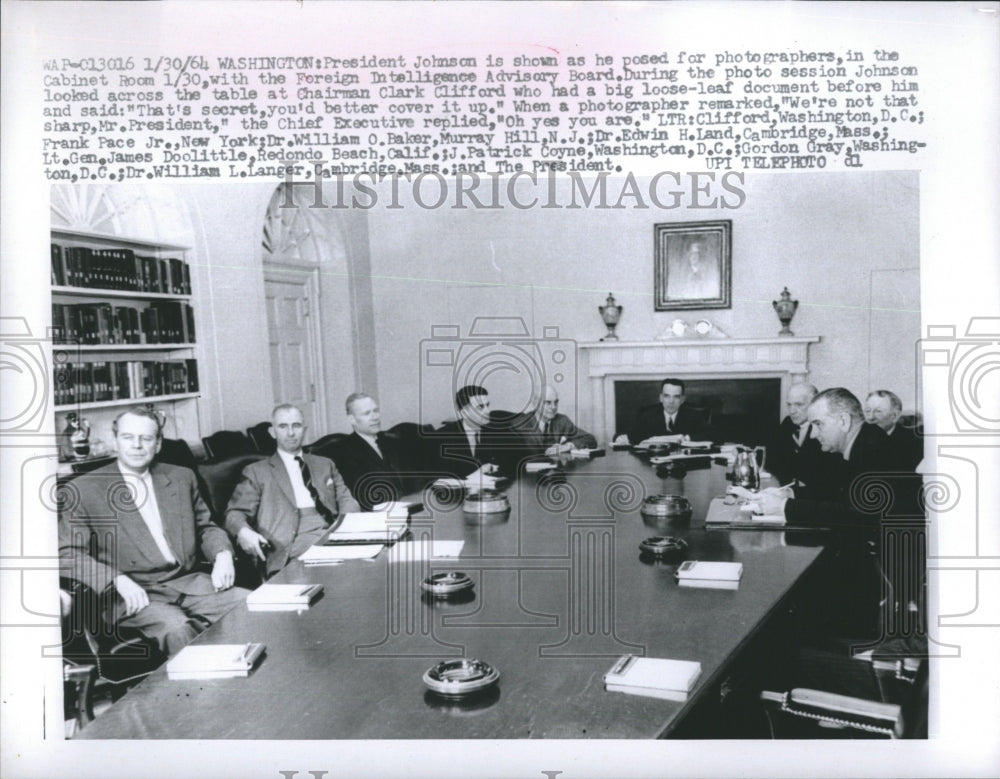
[614,378,781,444]
[577,336,820,444]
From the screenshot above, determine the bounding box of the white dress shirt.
[118,465,176,564]
[276,448,315,508]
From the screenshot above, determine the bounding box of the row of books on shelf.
[54,359,199,405]
[51,244,192,294]
[52,301,196,345]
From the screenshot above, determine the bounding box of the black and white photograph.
[2,3,999,779]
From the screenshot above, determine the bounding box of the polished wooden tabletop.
[78,452,824,739]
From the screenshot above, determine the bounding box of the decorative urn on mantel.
[598,292,622,341]
[772,287,799,336]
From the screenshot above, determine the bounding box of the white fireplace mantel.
[577,336,820,443]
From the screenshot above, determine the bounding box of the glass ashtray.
[638,536,689,560]
[423,658,500,699]
[420,571,475,598]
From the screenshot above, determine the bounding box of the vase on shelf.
[598,292,622,341]
[772,287,799,336]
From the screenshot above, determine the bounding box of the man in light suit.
[225,404,360,577]
[335,392,407,511]
[58,408,247,657]
[513,384,597,455]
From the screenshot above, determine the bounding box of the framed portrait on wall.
[654,220,732,310]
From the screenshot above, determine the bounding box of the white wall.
[366,171,920,428]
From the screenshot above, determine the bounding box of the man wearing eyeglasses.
[58,407,248,657]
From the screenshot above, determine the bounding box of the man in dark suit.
[225,404,360,577]
[430,384,518,479]
[767,382,840,496]
[513,384,598,455]
[618,377,705,444]
[58,408,248,657]
[865,389,923,472]
[334,392,407,510]
[752,388,892,526]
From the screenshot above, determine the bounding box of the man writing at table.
[750,387,891,525]
[58,408,248,657]
[514,384,597,455]
[750,388,907,636]
[225,404,360,577]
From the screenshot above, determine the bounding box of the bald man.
[865,389,922,471]
[513,385,597,455]
[767,383,839,496]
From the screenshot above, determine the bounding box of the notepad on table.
[604,655,702,701]
[246,583,323,611]
[166,642,265,680]
[676,560,743,590]
[324,511,408,545]
[704,497,785,529]
[525,460,558,473]
[387,539,464,561]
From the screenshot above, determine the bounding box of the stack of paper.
[676,560,743,590]
[637,434,685,447]
[299,543,383,565]
[372,501,420,519]
[246,583,323,612]
[570,447,605,458]
[604,655,702,701]
[166,642,265,680]
[325,511,408,545]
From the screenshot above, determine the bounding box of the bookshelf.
[51,228,201,470]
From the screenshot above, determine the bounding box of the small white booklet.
[166,642,265,680]
[246,583,323,611]
[604,655,702,702]
[525,460,558,473]
[676,560,744,590]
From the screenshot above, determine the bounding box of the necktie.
[666,415,674,433]
[295,456,336,524]
[473,430,480,456]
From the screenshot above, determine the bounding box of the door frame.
[263,261,328,434]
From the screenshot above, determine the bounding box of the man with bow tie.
[58,408,248,657]
[225,404,360,577]
[333,393,408,510]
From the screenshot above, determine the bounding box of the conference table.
[78,451,827,739]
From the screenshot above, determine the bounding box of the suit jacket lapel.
[110,467,167,568]
[269,454,297,508]
[150,466,184,562]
